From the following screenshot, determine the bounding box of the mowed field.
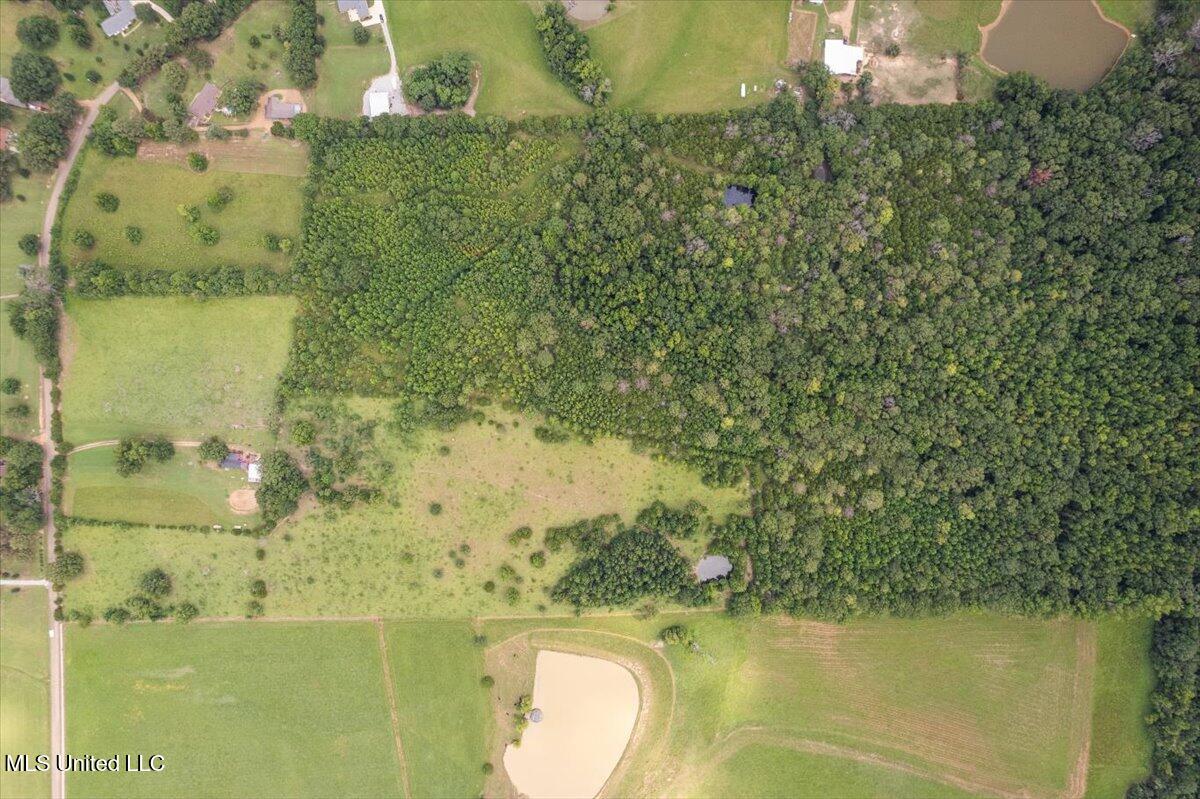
[66,621,404,799]
[64,445,262,528]
[308,0,391,118]
[60,296,296,449]
[60,149,303,272]
[0,588,51,799]
[386,0,584,117]
[62,405,747,618]
[587,0,792,113]
[0,300,41,439]
[0,148,51,296]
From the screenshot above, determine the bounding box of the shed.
[0,77,29,109]
[247,463,263,484]
[187,83,222,126]
[101,0,136,37]
[265,96,302,120]
[824,39,865,76]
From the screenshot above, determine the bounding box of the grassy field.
[0,1,169,102]
[307,0,390,118]
[587,0,792,113]
[60,296,296,449]
[207,0,296,92]
[60,148,303,272]
[386,0,584,118]
[856,0,1002,59]
[66,621,404,798]
[0,587,51,799]
[480,613,1153,799]
[0,144,51,296]
[1084,619,1153,798]
[1,300,41,439]
[64,445,262,528]
[384,621,488,798]
[62,404,746,618]
[1095,0,1155,31]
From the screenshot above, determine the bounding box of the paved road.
[33,81,121,799]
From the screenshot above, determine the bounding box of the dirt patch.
[228,489,259,514]
[135,137,309,177]
[787,4,819,64]
[870,52,957,104]
[564,0,610,24]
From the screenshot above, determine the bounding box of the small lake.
[981,0,1129,91]
[696,554,733,581]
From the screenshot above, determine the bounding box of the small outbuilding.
[187,83,221,126]
[265,96,303,121]
[824,39,865,76]
[101,0,137,37]
[247,462,263,484]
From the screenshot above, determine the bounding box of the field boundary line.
[374,619,412,799]
[1064,623,1098,799]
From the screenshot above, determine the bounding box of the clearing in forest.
[60,296,296,449]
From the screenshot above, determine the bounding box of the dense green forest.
[287,0,1197,624]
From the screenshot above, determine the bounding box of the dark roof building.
[187,83,222,126]
[265,96,303,120]
[101,0,136,37]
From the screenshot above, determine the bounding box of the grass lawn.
[891,0,1002,58]
[206,0,296,92]
[587,0,792,113]
[61,148,303,273]
[307,0,390,118]
[1095,0,1155,31]
[0,1,170,102]
[0,587,50,799]
[60,296,297,449]
[1,300,41,439]
[480,612,1152,799]
[0,146,52,296]
[66,621,404,798]
[64,445,262,528]
[1084,619,1154,798]
[386,0,584,118]
[384,621,488,798]
[62,404,746,618]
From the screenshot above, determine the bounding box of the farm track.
[374,620,412,799]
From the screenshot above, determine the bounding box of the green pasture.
[66,621,403,798]
[64,445,261,528]
[386,0,584,118]
[587,0,792,113]
[855,0,1002,59]
[1084,619,1153,798]
[207,0,296,92]
[384,621,488,799]
[60,296,296,449]
[307,0,390,118]
[61,404,746,618]
[1,300,41,439]
[0,150,51,296]
[0,587,50,799]
[1095,1,1155,31]
[60,148,303,272]
[0,1,169,102]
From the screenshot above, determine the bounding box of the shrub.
[139,568,173,598]
[246,599,264,617]
[4,403,31,419]
[47,552,85,583]
[10,51,62,103]
[189,224,220,245]
[177,203,201,223]
[17,16,60,51]
[885,43,901,57]
[64,15,92,49]
[249,579,267,598]
[207,185,234,210]
[103,606,132,624]
[18,233,39,257]
[482,580,496,593]
[290,418,315,444]
[529,551,546,568]
[124,225,144,244]
[249,34,261,49]
[480,675,494,687]
[174,602,199,623]
[95,192,120,212]
[85,69,102,84]
[353,24,370,45]
[405,52,472,112]
[429,502,443,515]
[1,378,19,395]
[507,525,533,545]
[198,436,230,462]
[535,3,610,105]
[71,229,95,249]
[187,152,209,172]
[481,762,494,775]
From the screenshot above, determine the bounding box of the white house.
[823,39,865,76]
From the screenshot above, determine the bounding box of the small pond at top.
[723,185,756,207]
[981,0,1130,91]
[696,554,733,581]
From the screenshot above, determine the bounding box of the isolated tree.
[9,51,61,103]
[198,436,229,462]
[139,568,173,598]
[18,234,39,257]
[16,16,60,51]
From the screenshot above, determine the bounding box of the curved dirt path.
[827,0,856,39]
[66,439,253,455]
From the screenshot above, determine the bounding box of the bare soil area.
[227,488,259,514]
[787,3,819,64]
[870,53,957,104]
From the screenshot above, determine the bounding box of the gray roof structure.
[0,77,30,109]
[187,83,222,125]
[265,96,302,120]
[337,0,370,15]
[101,0,136,37]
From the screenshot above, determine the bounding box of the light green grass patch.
[1085,618,1153,798]
[1095,1,1154,32]
[306,0,390,119]
[61,148,303,272]
[61,296,296,449]
[66,621,404,798]
[386,0,584,118]
[906,0,1002,57]
[1,300,41,439]
[65,445,262,528]
[0,587,51,799]
[0,156,51,296]
[63,405,746,618]
[207,0,296,92]
[587,0,791,113]
[385,621,487,798]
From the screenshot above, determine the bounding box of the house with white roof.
[824,39,865,76]
[101,0,137,37]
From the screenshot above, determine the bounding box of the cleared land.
[60,296,296,449]
[66,621,403,798]
[0,588,51,799]
[1,301,41,439]
[61,148,303,272]
[481,614,1153,799]
[64,445,262,528]
[63,404,746,618]
[135,136,310,178]
[386,0,584,118]
[0,117,52,295]
[1084,619,1153,798]
[587,0,792,113]
[308,0,390,118]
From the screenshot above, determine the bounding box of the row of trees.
[281,0,323,88]
[0,437,45,563]
[535,2,610,106]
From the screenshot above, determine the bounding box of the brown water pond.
[981,0,1130,91]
